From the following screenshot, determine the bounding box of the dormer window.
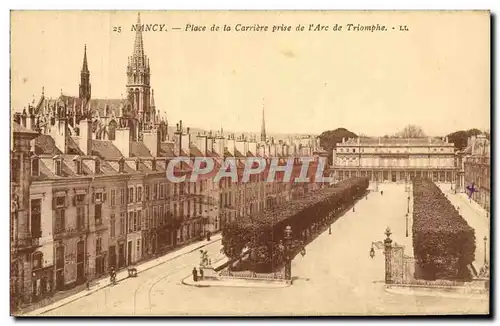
[119,158,125,173]
[31,156,39,177]
[76,160,82,175]
[136,160,140,171]
[55,159,62,176]
[95,160,101,174]
[152,158,157,171]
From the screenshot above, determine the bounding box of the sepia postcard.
[10,10,490,317]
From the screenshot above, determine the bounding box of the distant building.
[460,134,490,211]
[332,137,457,183]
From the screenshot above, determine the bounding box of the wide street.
[42,184,488,316]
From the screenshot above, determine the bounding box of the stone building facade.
[332,137,457,184]
[461,134,490,211]
[10,13,328,309]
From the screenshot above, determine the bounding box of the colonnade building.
[332,137,457,184]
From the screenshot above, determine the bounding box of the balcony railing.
[15,237,40,251]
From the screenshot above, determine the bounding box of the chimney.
[445,136,449,143]
[226,134,235,156]
[113,127,131,158]
[207,132,215,153]
[213,133,225,155]
[79,119,92,156]
[180,127,191,156]
[342,137,345,143]
[143,129,161,157]
[235,135,246,157]
[248,138,257,156]
[21,109,27,128]
[196,133,208,156]
[26,112,36,131]
[51,113,68,154]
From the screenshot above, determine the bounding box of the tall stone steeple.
[260,98,266,142]
[126,12,151,124]
[79,44,91,104]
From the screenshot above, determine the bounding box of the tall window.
[95,204,102,225]
[159,184,165,199]
[32,252,43,270]
[120,213,125,235]
[110,189,116,206]
[96,237,102,254]
[133,211,137,232]
[137,210,142,231]
[30,199,42,238]
[120,189,125,205]
[159,206,164,226]
[145,185,150,201]
[76,160,82,175]
[137,187,142,202]
[110,214,116,238]
[55,209,65,234]
[128,212,133,232]
[76,206,85,230]
[55,160,62,176]
[128,187,134,203]
[153,184,158,199]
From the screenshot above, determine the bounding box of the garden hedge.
[412,178,476,281]
[222,177,369,271]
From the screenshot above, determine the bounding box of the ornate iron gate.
[390,244,415,284]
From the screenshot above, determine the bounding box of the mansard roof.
[91,140,123,160]
[131,141,152,157]
[340,137,453,146]
[34,135,62,155]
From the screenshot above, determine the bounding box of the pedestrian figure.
[329,225,332,235]
[192,267,198,282]
[86,279,90,291]
[353,207,355,212]
[381,190,383,196]
[199,268,204,281]
[110,267,116,285]
[206,231,211,241]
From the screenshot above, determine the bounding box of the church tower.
[261,99,266,142]
[79,44,91,104]
[126,12,151,126]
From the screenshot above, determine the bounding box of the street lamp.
[283,225,293,281]
[369,244,375,259]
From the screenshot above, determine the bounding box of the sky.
[10,11,490,136]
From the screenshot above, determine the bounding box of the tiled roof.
[130,141,152,157]
[91,140,123,159]
[34,135,62,155]
[233,149,244,158]
[68,137,84,155]
[189,145,204,157]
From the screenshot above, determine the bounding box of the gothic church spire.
[261,98,266,142]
